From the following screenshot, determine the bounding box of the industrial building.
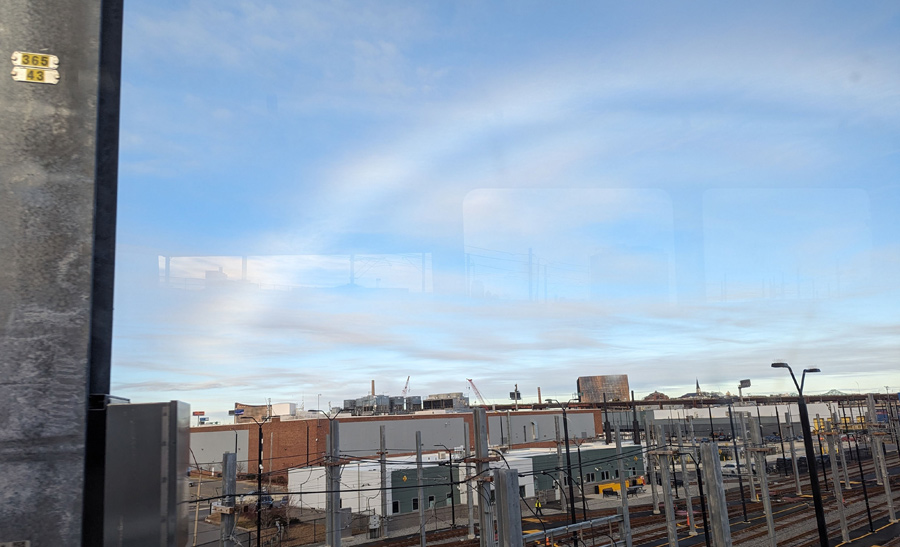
[286,442,644,517]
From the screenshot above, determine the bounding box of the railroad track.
[335,454,898,547]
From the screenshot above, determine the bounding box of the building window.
[629,467,636,476]
[519,485,526,498]
[428,495,435,508]
[562,476,569,486]
[585,472,596,483]
[600,470,610,481]
[446,492,452,504]
[392,501,399,514]
[412,498,419,511]
[531,422,538,440]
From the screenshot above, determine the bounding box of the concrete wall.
[489,411,595,445]
[340,416,469,454]
[190,429,249,472]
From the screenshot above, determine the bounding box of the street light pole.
[772,362,828,547]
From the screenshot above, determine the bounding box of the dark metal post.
[257,421,263,547]
[547,398,578,547]
[685,451,710,547]
[631,390,640,442]
[575,442,587,521]
[854,432,874,531]
[841,403,854,461]
[815,416,829,492]
[446,449,457,527]
[727,404,749,523]
[603,393,612,444]
[561,407,577,526]
[775,407,788,476]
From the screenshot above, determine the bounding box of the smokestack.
[537,387,542,404]
[371,380,375,397]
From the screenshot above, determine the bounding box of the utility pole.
[221,452,237,547]
[655,428,678,547]
[474,408,494,547]
[494,468,524,547]
[546,399,578,533]
[866,395,884,486]
[833,411,852,489]
[645,417,660,515]
[740,412,757,502]
[676,424,696,536]
[416,432,426,547]
[465,422,475,539]
[240,416,270,547]
[825,425,850,544]
[749,417,775,547]
[555,416,566,515]
[325,419,342,547]
[873,431,896,522]
[379,425,387,538]
[700,443,732,547]
[787,409,802,495]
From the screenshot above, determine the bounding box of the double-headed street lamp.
[771,362,828,547]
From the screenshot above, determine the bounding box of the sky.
[111,1,900,423]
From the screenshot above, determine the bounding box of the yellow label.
[10,66,60,84]
[19,52,51,68]
[26,68,47,81]
[11,51,59,69]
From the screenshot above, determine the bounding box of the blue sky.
[112,1,900,422]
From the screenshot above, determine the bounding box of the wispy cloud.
[112,3,900,415]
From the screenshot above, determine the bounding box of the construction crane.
[400,376,411,397]
[466,378,487,406]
